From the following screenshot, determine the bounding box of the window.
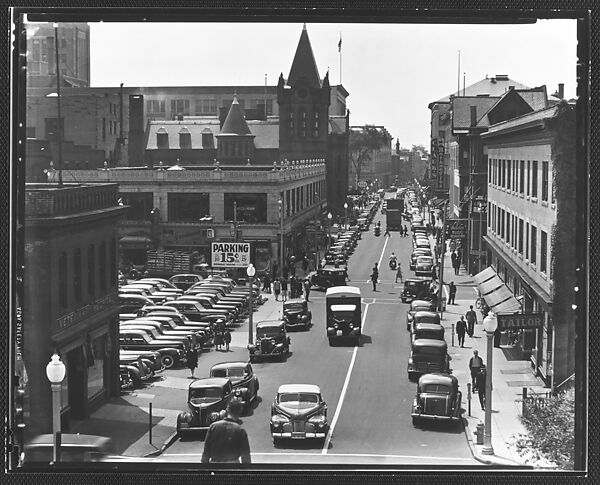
[542,161,549,202]
[179,129,192,149]
[170,99,190,116]
[507,160,511,190]
[551,176,556,204]
[313,111,320,138]
[147,99,166,114]
[201,130,214,149]
[526,160,531,196]
[102,118,106,141]
[99,241,107,291]
[502,160,506,188]
[506,212,510,245]
[530,225,537,265]
[288,111,294,134]
[59,251,67,308]
[168,193,210,222]
[73,248,82,302]
[121,192,153,220]
[519,160,525,194]
[531,160,538,198]
[110,238,117,287]
[224,193,267,223]
[488,159,492,184]
[300,109,307,138]
[45,117,64,141]
[518,219,524,254]
[525,223,530,259]
[88,244,95,296]
[156,128,169,149]
[87,336,106,398]
[195,98,217,115]
[540,230,548,273]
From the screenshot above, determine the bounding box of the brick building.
[23,183,127,437]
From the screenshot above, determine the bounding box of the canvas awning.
[119,236,153,249]
[472,266,522,314]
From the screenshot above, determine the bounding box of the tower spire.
[287,24,321,88]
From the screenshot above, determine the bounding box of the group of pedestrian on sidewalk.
[271,275,305,301]
[455,304,478,347]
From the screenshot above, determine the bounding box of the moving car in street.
[176,377,234,439]
[270,384,328,443]
[282,299,312,331]
[308,266,347,289]
[411,373,462,427]
[209,361,259,414]
[326,286,362,345]
[248,320,291,362]
[407,339,451,381]
[401,279,435,304]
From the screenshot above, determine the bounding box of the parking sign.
[211,242,251,268]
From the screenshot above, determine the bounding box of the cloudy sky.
[87,20,577,148]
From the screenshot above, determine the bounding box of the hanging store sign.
[446,219,468,239]
[211,242,251,267]
[497,313,544,330]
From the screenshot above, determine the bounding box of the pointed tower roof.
[287,24,321,88]
[220,96,252,135]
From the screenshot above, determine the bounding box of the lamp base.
[481,445,495,455]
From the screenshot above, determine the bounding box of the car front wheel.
[161,354,175,369]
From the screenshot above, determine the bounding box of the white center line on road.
[321,303,371,454]
[377,235,389,271]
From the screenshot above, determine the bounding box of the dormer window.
[202,129,214,149]
[179,127,192,149]
[156,127,169,149]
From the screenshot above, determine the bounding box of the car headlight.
[407,315,414,322]
[334,323,338,329]
[271,414,290,425]
[308,415,327,427]
[183,411,194,423]
[408,357,413,364]
[301,315,308,321]
[234,387,248,396]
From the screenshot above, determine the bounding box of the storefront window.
[121,192,154,221]
[224,193,267,223]
[167,193,210,222]
[87,336,105,399]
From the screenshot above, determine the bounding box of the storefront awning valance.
[473,266,522,314]
[119,236,153,248]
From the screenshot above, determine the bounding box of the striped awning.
[473,266,522,314]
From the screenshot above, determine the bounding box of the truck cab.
[325,286,362,345]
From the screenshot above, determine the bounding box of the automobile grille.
[292,420,305,432]
[199,407,207,425]
[260,339,274,353]
[286,313,298,323]
[424,396,448,416]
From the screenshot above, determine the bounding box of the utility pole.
[233,200,238,242]
[437,201,449,318]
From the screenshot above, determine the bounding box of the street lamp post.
[46,353,66,462]
[247,264,256,345]
[482,311,498,455]
[53,23,63,186]
[344,202,348,230]
[278,199,284,278]
[327,212,333,252]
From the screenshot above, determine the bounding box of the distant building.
[23,183,126,437]
[348,125,393,188]
[26,22,90,88]
[481,100,576,391]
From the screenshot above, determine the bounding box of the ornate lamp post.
[482,311,498,455]
[46,353,66,462]
[327,212,333,252]
[247,264,256,345]
[343,202,348,230]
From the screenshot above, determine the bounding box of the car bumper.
[327,327,361,337]
[271,432,327,439]
[411,411,460,421]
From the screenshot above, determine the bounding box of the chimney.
[558,83,564,99]
[470,106,477,127]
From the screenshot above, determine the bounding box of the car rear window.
[279,393,318,404]
[422,384,451,394]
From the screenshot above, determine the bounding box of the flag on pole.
[338,35,342,52]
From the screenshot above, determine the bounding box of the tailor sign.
[497,313,544,330]
[211,242,251,268]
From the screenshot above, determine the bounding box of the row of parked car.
[117,274,266,390]
[356,198,381,231]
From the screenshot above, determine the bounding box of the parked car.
[119,353,155,387]
[407,309,441,332]
[119,294,154,314]
[176,377,234,438]
[119,329,186,368]
[209,362,259,414]
[308,266,347,289]
[411,373,462,426]
[248,320,290,362]
[270,384,328,443]
[410,249,433,271]
[119,349,165,373]
[120,365,134,391]
[169,274,203,291]
[165,300,232,322]
[407,339,451,381]
[401,279,436,304]
[415,256,435,277]
[282,299,312,331]
[411,322,445,343]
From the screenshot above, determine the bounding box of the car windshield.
[279,393,319,407]
[176,276,198,283]
[257,326,282,338]
[416,315,439,324]
[332,311,354,321]
[421,384,451,394]
[405,281,419,288]
[417,257,433,264]
[190,387,223,403]
[285,303,305,311]
[212,367,244,378]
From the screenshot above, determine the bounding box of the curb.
[144,431,179,458]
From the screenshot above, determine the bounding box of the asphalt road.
[152,193,477,466]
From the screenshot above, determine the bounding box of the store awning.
[119,236,153,248]
[473,266,522,314]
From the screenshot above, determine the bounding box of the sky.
[86,20,577,148]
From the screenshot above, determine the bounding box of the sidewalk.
[437,245,547,467]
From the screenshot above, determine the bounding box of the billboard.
[211,242,251,268]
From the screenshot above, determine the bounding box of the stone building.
[23,183,126,437]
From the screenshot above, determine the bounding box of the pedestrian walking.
[201,398,251,464]
[476,368,487,409]
[469,350,484,390]
[302,256,309,273]
[455,251,462,275]
[451,250,458,275]
[370,270,378,291]
[403,225,408,237]
[281,277,288,301]
[186,347,198,378]
[343,265,350,281]
[395,264,403,283]
[303,278,311,302]
[273,278,281,301]
[223,329,232,352]
[465,304,477,337]
[447,281,457,305]
[456,315,467,347]
[384,226,391,237]
[214,330,223,351]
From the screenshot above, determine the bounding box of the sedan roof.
[278,384,321,395]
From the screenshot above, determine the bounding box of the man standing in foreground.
[465,304,477,337]
[201,398,251,464]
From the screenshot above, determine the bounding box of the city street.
[151,194,476,465]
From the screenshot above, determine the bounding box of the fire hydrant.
[475,421,484,445]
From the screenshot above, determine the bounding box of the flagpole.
[339,33,342,84]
